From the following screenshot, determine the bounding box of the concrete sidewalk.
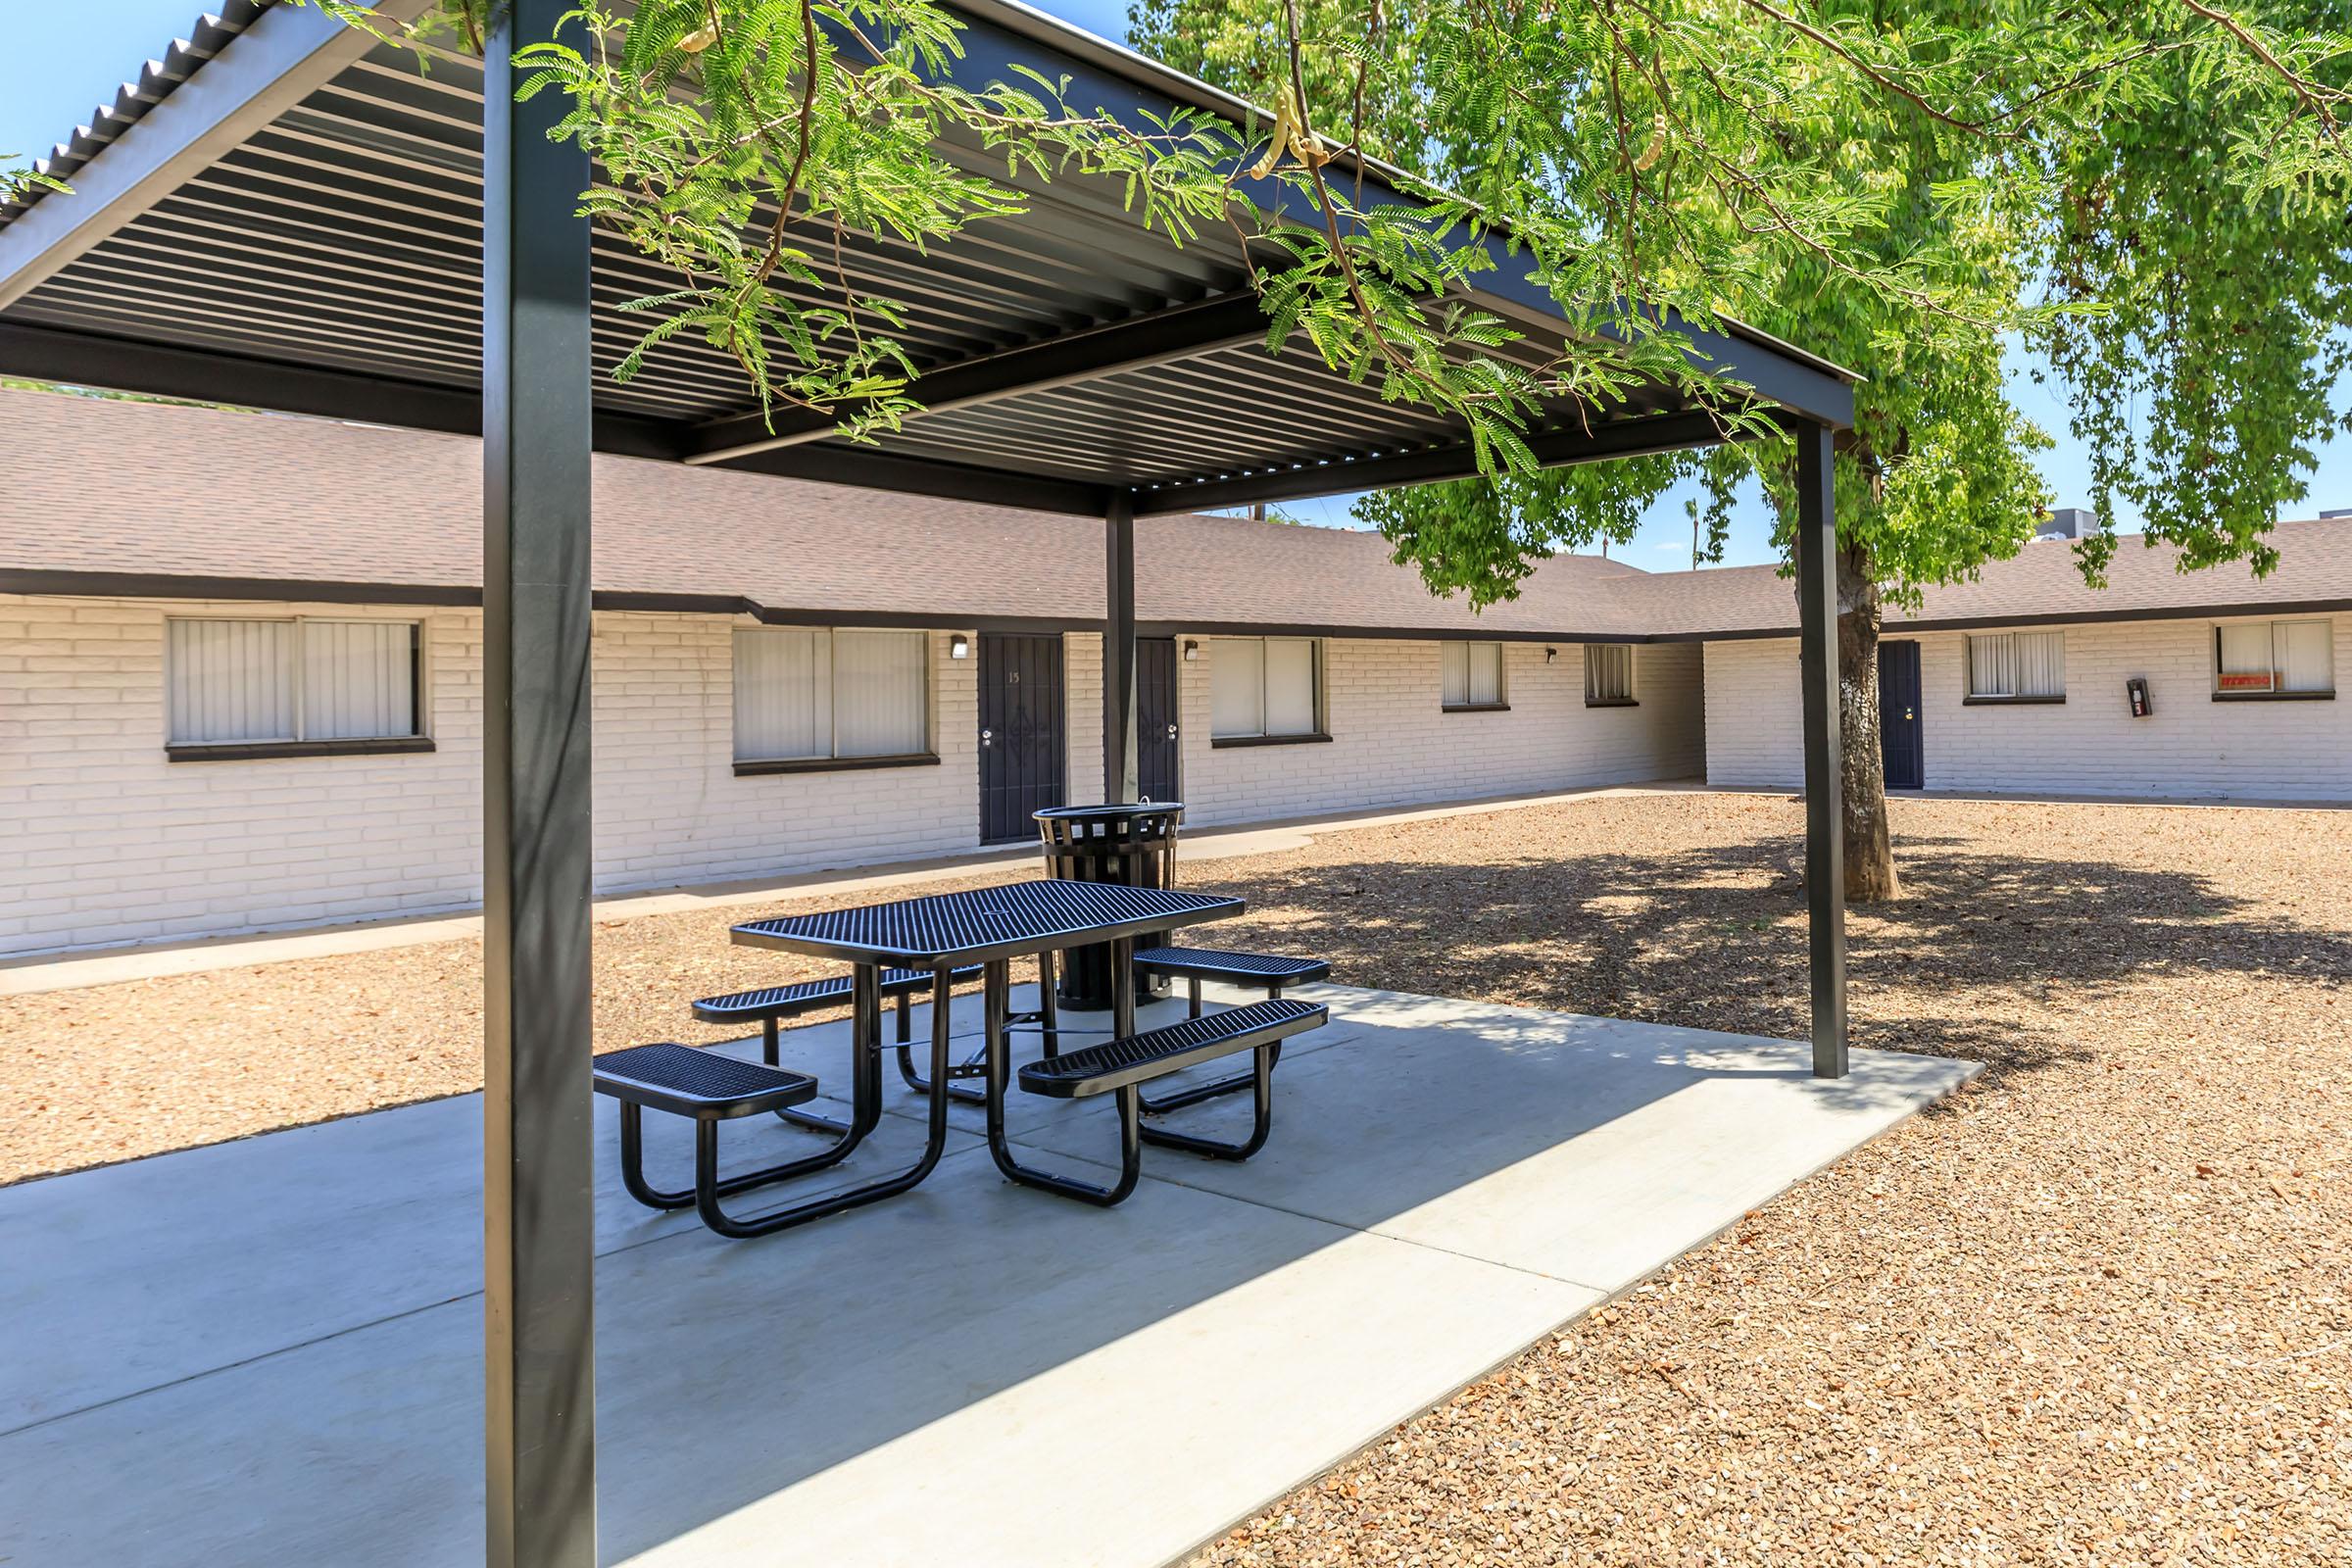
[0,979,1976,1568]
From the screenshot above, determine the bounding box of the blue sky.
[7,1,2345,567]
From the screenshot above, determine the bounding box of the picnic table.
[721,878,1245,1225]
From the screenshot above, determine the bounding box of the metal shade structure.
[0,0,1855,513]
[0,2,1858,1563]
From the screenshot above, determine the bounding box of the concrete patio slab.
[1019,988,1981,1292]
[0,1151,1586,1568]
[0,1077,968,1428]
[0,985,1974,1568]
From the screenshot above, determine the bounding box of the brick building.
[4,386,2344,956]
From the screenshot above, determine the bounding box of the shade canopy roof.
[0,0,1854,518]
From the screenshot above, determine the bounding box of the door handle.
[1165,723,1179,740]
[980,728,994,748]
[1903,708,1914,721]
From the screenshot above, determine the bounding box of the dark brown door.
[979,633,1066,843]
[1137,636,1181,804]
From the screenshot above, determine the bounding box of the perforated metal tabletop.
[730,877,1243,967]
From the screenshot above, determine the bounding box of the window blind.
[1210,637,1266,738]
[168,617,422,747]
[733,628,830,760]
[1264,638,1319,734]
[734,627,927,761]
[2015,631,2066,697]
[1584,644,1633,703]
[1444,642,1501,707]
[302,620,416,739]
[2276,620,2334,693]
[833,629,927,756]
[1968,631,2065,698]
[168,618,297,745]
[1211,637,1320,737]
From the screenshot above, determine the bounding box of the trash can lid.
[1033,801,1184,820]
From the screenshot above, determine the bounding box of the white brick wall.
[0,598,982,956]
[0,596,484,954]
[1160,637,1705,829]
[1063,632,1106,808]
[17,591,2341,957]
[590,613,978,886]
[3,601,1709,955]
[1701,639,1807,792]
[1702,614,2352,800]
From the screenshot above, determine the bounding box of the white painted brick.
[1075,636,1706,829]
[3,598,1722,956]
[1703,616,2352,801]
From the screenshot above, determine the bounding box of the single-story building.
[3,385,2345,955]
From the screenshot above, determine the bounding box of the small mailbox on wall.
[2127,676,2152,718]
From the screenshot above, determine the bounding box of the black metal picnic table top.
[729,877,1244,968]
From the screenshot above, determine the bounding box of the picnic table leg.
[1110,937,1137,1044]
[983,951,1143,1206]
[1035,950,1058,1057]
[853,963,884,1137]
[1137,962,1286,1116]
[893,970,992,1104]
[764,964,889,1147]
[685,963,956,1238]
[770,966,896,1139]
[985,958,1011,1067]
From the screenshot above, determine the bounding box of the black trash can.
[1033,801,1184,1010]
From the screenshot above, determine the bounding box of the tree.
[1131,0,2352,899]
[19,2,2348,894]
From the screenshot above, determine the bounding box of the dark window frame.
[163,613,429,752]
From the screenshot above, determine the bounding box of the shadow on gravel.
[1194,834,2352,1093]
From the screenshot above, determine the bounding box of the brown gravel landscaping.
[5,792,2349,1562]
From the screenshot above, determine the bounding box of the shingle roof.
[1630,523,2352,637]
[3,386,2346,638]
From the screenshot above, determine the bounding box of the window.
[733,627,931,767]
[2215,619,2334,698]
[166,616,424,755]
[1584,644,1635,706]
[1966,630,2067,701]
[1441,642,1505,710]
[1210,636,1324,742]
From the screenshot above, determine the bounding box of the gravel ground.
[4,793,2348,1562]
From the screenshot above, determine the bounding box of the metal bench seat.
[1129,947,1331,1113]
[988,998,1328,1207]
[691,965,981,1022]
[597,1043,874,1238]
[594,1042,819,1120]
[693,965,982,1060]
[1018,998,1327,1098]
[1131,947,1332,989]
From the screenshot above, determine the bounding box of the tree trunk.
[1837,541,1900,901]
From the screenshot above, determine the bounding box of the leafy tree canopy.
[1134,0,2352,605]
